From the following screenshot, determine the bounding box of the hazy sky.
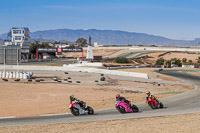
[0,0,200,40]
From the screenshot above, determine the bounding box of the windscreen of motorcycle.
[69,104,72,109]
[115,100,119,105]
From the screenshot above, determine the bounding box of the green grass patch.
[182,70,199,73]
[160,91,183,95]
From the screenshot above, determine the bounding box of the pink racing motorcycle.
[115,100,139,113]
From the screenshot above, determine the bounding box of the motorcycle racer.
[146,91,159,103]
[69,95,86,114]
[116,94,131,107]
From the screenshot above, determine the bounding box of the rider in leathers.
[146,91,159,103]
[116,94,131,107]
[70,95,86,114]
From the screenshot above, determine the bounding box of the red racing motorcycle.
[146,97,164,109]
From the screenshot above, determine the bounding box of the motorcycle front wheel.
[116,106,126,114]
[71,108,80,116]
[132,104,139,112]
[87,106,94,115]
[159,102,164,108]
[148,102,156,109]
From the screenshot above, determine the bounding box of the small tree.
[197,56,200,64]
[188,60,193,64]
[76,38,87,47]
[155,58,164,65]
[182,58,187,64]
[171,58,182,66]
[166,60,171,66]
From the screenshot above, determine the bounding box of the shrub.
[171,58,182,66]
[115,57,130,64]
[155,58,164,65]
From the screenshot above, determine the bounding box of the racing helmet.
[146,91,150,95]
[70,95,74,100]
[116,94,120,100]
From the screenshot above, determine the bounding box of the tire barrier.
[100,77,106,81]
[35,80,40,82]
[53,77,58,81]
[64,72,68,74]
[14,79,20,82]
[3,79,8,82]
[2,79,8,82]
[95,80,99,82]
[76,81,81,83]
[0,71,33,79]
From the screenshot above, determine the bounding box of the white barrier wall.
[0,71,33,79]
[0,65,148,79]
[182,65,195,68]
[67,61,104,67]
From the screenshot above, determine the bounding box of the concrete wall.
[65,62,104,67]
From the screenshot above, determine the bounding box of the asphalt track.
[0,70,200,127]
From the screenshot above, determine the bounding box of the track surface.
[0,70,200,127]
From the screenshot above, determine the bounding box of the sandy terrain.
[162,52,200,62]
[141,52,165,64]
[141,52,200,64]
[1,113,200,133]
[0,72,193,117]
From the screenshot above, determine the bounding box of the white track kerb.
[0,65,148,79]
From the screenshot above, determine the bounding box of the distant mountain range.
[0,29,200,46]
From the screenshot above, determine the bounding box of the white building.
[94,41,102,47]
[4,40,12,45]
[10,27,30,47]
